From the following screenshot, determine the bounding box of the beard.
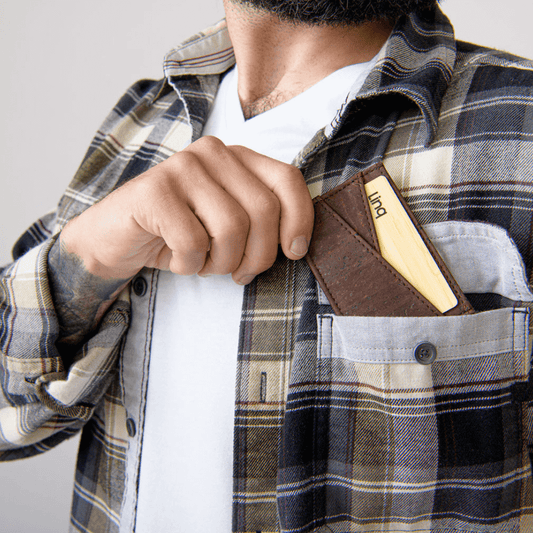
[230,0,439,25]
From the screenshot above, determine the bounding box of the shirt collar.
[353,6,457,144]
[163,20,235,78]
[163,6,456,145]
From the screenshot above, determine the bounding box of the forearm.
[47,235,130,349]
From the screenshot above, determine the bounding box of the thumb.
[228,145,314,260]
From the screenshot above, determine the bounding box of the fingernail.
[290,236,309,257]
[236,275,255,286]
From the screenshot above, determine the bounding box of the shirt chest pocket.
[277,221,533,533]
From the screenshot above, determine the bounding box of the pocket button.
[414,342,437,365]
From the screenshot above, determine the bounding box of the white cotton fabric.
[136,58,376,532]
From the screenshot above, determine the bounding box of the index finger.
[228,145,314,261]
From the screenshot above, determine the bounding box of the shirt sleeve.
[0,214,131,459]
[0,77,170,459]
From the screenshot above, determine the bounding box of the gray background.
[0,1,531,531]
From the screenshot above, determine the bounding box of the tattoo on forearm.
[47,238,130,348]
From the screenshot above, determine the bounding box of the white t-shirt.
[136,59,376,531]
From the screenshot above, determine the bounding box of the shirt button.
[126,418,137,438]
[132,276,147,297]
[414,342,437,365]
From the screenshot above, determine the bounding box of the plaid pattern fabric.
[2,6,533,532]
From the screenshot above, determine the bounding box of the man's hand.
[60,136,314,285]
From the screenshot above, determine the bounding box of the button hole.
[260,372,267,403]
[126,417,137,437]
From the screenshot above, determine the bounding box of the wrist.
[60,215,140,281]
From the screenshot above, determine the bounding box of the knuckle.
[213,260,239,276]
[242,252,277,278]
[169,262,190,276]
[285,165,305,182]
[180,231,210,255]
[253,191,280,218]
[277,166,306,193]
[171,260,203,276]
[167,151,200,176]
[130,174,167,210]
[134,153,200,198]
[191,135,226,154]
[227,144,247,160]
[218,209,250,236]
[170,240,208,276]
[254,256,277,273]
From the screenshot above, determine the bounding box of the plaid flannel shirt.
[2,5,533,532]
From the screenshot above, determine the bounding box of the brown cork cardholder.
[305,162,473,317]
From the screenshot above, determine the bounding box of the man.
[2,0,533,531]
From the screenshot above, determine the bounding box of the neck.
[224,1,392,119]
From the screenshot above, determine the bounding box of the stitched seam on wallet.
[327,181,378,250]
[308,255,342,314]
[315,202,440,317]
[313,165,384,253]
